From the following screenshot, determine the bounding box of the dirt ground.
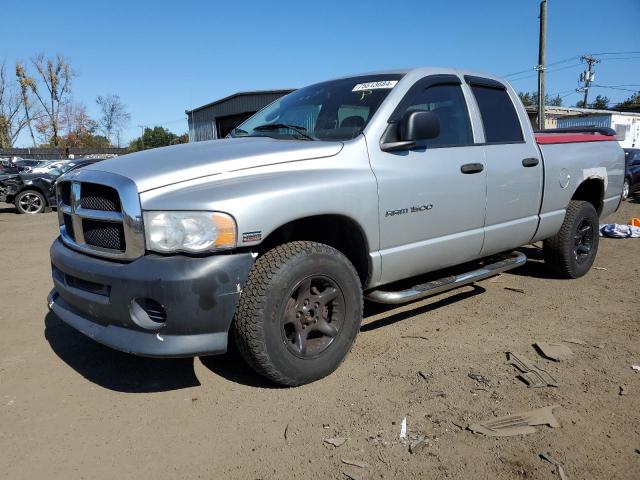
[0,199,639,480]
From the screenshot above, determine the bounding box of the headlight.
[143,211,236,253]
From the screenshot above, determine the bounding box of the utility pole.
[536,0,547,130]
[578,55,600,108]
[137,125,146,150]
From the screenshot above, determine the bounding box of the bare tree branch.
[26,53,75,146]
[0,60,32,147]
[96,94,130,146]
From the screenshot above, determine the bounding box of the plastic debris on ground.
[599,224,640,238]
[540,452,568,480]
[535,342,574,361]
[632,365,640,372]
[506,352,559,388]
[468,372,491,385]
[323,437,347,447]
[504,287,526,294]
[468,405,560,437]
[341,458,369,469]
[399,417,407,439]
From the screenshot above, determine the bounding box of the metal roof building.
[186,90,294,142]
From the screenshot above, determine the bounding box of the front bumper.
[48,238,254,357]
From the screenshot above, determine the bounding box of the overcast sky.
[3,0,639,146]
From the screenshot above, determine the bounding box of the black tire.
[14,190,46,214]
[622,177,630,200]
[543,200,599,278]
[234,241,363,386]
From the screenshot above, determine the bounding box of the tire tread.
[234,241,361,386]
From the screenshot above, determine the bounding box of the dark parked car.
[623,148,640,200]
[0,159,101,214]
[0,158,44,174]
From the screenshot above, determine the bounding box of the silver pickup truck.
[48,68,624,385]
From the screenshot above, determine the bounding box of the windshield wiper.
[229,127,249,137]
[253,123,316,140]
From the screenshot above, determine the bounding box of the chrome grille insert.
[56,170,144,261]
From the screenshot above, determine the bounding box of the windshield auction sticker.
[352,80,398,91]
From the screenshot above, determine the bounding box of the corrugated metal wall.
[557,114,612,129]
[188,91,292,142]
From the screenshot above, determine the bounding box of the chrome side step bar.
[365,251,527,305]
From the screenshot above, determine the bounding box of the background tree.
[25,53,75,146]
[590,95,609,109]
[129,126,181,151]
[518,91,562,107]
[0,61,30,147]
[96,94,130,146]
[171,133,189,145]
[613,91,640,112]
[576,95,610,109]
[58,103,108,147]
[15,63,38,147]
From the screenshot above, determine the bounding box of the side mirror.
[381,110,440,152]
[400,110,440,142]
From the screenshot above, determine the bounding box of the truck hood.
[85,137,344,192]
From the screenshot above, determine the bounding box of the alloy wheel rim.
[281,275,344,358]
[574,218,594,264]
[19,193,42,213]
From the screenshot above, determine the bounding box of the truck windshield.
[229,74,404,141]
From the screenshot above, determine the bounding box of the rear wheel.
[234,241,363,386]
[15,190,46,214]
[622,178,630,200]
[543,200,599,278]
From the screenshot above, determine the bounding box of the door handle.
[522,157,539,167]
[460,163,484,174]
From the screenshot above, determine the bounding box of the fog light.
[130,298,167,329]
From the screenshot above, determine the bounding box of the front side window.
[471,85,523,143]
[396,84,473,148]
[229,74,404,141]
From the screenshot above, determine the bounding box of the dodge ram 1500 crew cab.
[47,68,624,385]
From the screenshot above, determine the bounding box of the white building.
[553,107,640,148]
[526,106,640,148]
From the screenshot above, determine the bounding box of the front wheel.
[234,241,363,386]
[622,178,630,200]
[543,200,599,278]
[15,190,46,214]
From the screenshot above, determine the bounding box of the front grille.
[63,213,74,238]
[80,183,121,211]
[59,182,71,205]
[56,172,144,260]
[82,219,126,251]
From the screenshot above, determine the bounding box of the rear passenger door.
[465,76,543,256]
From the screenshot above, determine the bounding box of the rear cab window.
[465,76,523,144]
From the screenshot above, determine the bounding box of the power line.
[590,84,640,92]
[503,53,640,80]
[597,56,640,62]
[503,56,578,78]
[590,51,640,56]
[507,62,583,82]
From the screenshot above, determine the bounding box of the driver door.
[367,77,487,285]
